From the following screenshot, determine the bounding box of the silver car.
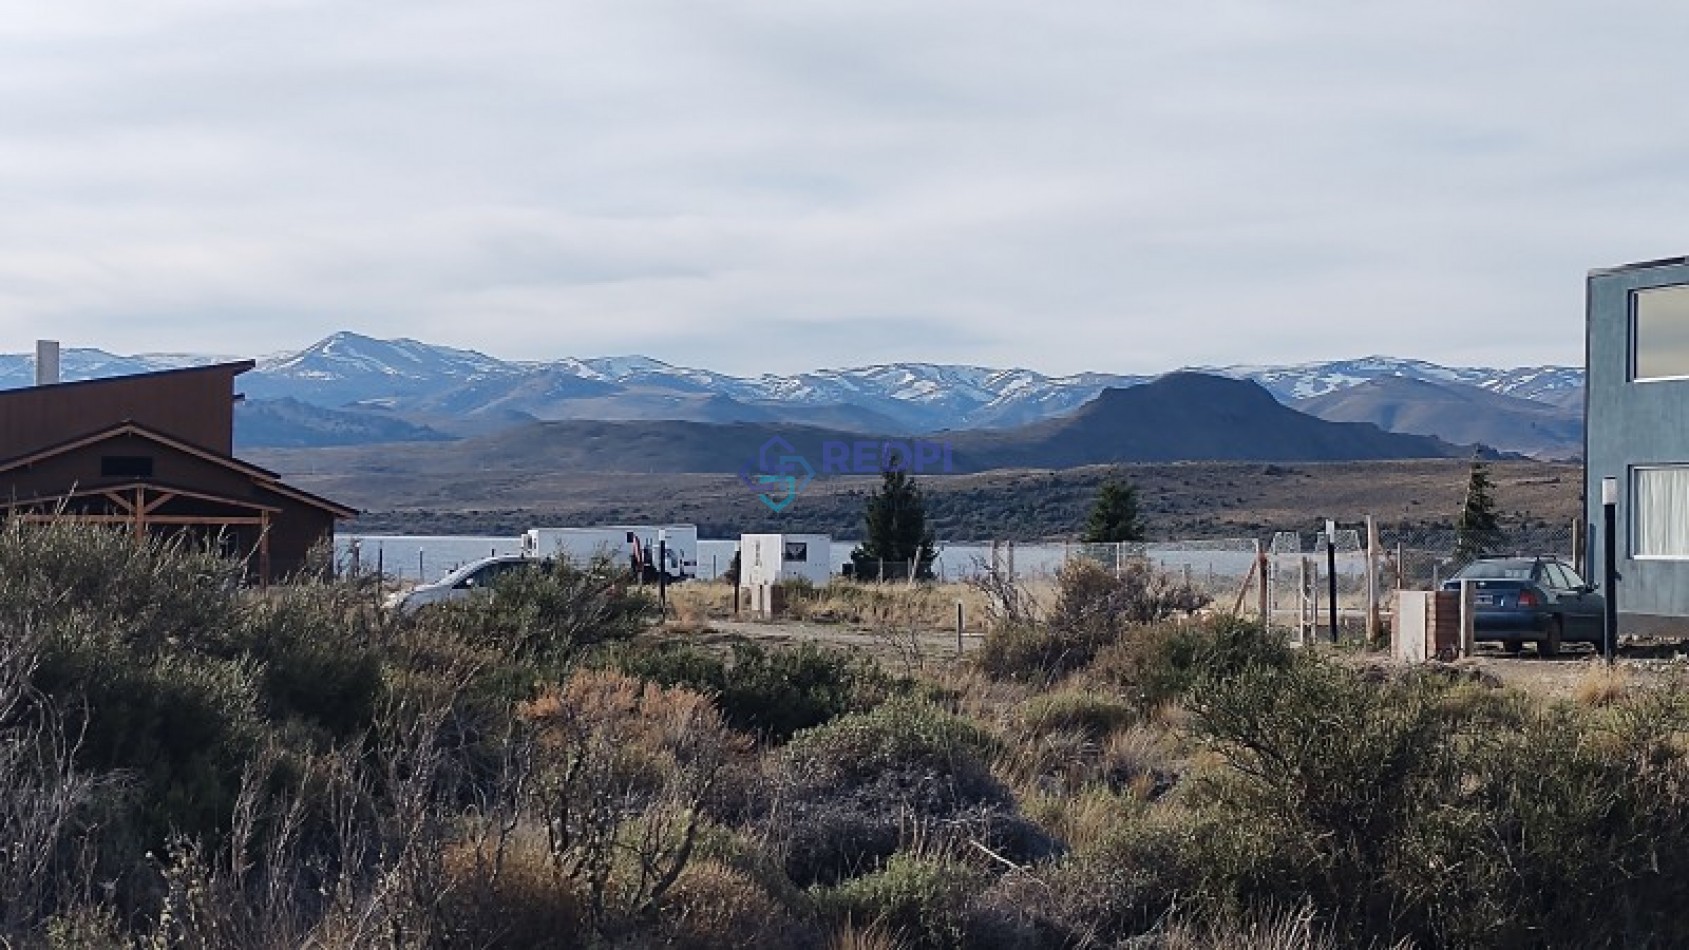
[386,554,550,615]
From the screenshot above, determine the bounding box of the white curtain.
[1635,467,1689,556]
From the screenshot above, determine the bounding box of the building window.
[784,541,808,562]
[1633,466,1689,558]
[1632,284,1689,381]
[100,455,154,479]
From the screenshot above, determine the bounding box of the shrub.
[1046,559,1208,637]
[613,640,893,742]
[1086,615,1293,712]
[1176,657,1689,947]
[776,700,1054,888]
[976,624,1084,684]
[1019,690,1136,741]
[968,805,1208,947]
[424,554,657,673]
[0,521,241,657]
[440,832,589,948]
[817,853,992,950]
[785,698,999,790]
[519,670,746,929]
[977,561,1211,683]
[236,582,385,740]
[658,860,802,950]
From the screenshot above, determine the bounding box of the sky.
[3,0,1688,376]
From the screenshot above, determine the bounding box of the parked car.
[386,554,552,615]
[1441,556,1605,656]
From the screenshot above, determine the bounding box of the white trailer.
[740,533,832,587]
[522,524,698,582]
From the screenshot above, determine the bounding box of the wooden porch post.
[259,511,272,588]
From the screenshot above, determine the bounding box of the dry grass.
[1017,784,1138,853]
[668,582,737,621]
[825,921,905,950]
[1157,905,1342,950]
[659,859,793,950]
[1575,664,1633,708]
[781,580,997,632]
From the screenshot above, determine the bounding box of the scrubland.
[3,522,1689,949]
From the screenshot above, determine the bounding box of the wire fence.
[1064,539,1262,609]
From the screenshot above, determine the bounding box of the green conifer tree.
[1455,453,1503,560]
[850,468,938,580]
[1082,475,1145,543]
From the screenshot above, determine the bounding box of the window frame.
[1630,284,1689,383]
[1631,465,1689,560]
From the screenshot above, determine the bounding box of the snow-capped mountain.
[0,332,1585,449]
[1202,356,1585,405]
[0,347,235,388]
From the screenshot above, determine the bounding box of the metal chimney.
[34,340,59,386]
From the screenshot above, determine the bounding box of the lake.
[334,534,1263,585]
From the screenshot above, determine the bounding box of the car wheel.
[1503,639,1523,655]
[1540,618,1562,658]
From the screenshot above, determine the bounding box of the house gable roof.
[0,360,255,395]
[0,420,358,519]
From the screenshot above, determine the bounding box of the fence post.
[1365,515,1380,646]
[1256,548,1269,627]
[956,601,964,656]
[1458,578,1476,658]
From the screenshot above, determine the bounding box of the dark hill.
[945,372,1473,467]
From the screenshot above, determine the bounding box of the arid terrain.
[254,455,1582,540]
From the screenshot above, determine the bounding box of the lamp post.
[1602,477,1619,664]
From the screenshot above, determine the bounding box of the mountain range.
[0,332,1586,457]
[249,373,1479,487]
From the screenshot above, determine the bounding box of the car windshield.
[1453,560,1536,581]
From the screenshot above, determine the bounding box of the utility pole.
[1602,478,1619,664]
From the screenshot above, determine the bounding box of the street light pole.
[1602,477,1619,664]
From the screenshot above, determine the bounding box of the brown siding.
[0,363,248,459]
[258,492,338,577]
[0,359,351,584]
[0,432,259,503]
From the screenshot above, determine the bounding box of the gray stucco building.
[1587,256,1689,632]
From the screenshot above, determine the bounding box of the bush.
[1086,616,1293,712]
[1046,559,1208,636]
[424,554,657,672]
[977,560,1210,683]
[0,521,241,657]
[817,853,992,950]
[776,699,1055,888]
[237,583,385,740]
[613,640,894,742]
[785,698,999,791]
[1019,690,1136,741]
[1178,657,1689,947]
[658,860,802,950]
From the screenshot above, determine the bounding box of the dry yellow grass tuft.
[668,582,736,620]
[825,921,905,950]
[1574,664,1633,708]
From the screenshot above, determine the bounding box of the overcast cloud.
[1,0,1686,374]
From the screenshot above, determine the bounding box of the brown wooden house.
[0,360,355,581]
